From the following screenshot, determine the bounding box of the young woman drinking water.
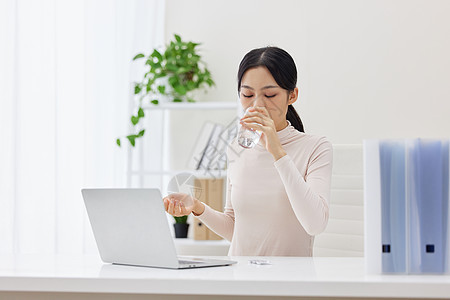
[163,46,333,256]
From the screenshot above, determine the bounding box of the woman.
[163,46,333,256]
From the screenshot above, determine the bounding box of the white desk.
[1,254,450,300]
[173,238,230,256]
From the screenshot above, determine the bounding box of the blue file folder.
[409,139,447,274]
[442,141,449,272]
[379,141,407,273]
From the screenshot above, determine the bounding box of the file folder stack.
[364,139,450,274]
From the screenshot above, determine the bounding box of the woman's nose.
[252,96,265,108]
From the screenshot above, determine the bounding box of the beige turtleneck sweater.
[195,121,333,256]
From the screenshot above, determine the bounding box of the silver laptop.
[81,188,237,269]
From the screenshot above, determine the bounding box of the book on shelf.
[186,121,216,170]
[188,121,235,171]
[198,123,225,171]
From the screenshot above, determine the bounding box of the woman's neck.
[276,120,289,132]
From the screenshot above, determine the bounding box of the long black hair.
[237,47,304,133]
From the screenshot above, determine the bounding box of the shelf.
[141,101,238,110]
[130,169,228,178]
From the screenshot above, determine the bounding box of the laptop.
[81,188,237,269]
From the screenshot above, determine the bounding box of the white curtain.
[0,0,165,254]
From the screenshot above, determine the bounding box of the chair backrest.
[313,144,364,257]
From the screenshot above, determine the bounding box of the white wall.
[165,0,450,151]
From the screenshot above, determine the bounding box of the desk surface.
[0,254,450,298]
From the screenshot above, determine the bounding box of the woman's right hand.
[163,193,198,217]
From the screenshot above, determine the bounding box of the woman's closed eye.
[242,94,277,98]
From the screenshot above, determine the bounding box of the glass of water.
[238,107,262,149]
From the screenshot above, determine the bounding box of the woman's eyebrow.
[241,85,279,90]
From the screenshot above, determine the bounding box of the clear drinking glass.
[238,107,262,149]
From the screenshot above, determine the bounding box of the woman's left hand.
[240,106,287,161]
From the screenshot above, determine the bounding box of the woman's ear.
[288,87,299,105]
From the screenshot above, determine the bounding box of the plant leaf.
[133,53,145,60]
[154,71,166,80]
[168,76,179,87]
[176,67,189,74]
[157,85,166,94]
[174,215,188,223]
[151,49,163,62]
[166,63,178,72]
[134,84,142,94]
[191,54,200,63]
[138,129,145,137]
[187,42,200,50]
[173,98,182,102]
[151,99,159,105]
[126,135,136,147]
[131,116,139,125]
[174,85,187,95]
[150,62,162,71]
[138,107,145,118]
[186,81,196,91]
[116,138,121,147]
[174,34,182,43]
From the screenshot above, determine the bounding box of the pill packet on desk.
[248,259,272,265]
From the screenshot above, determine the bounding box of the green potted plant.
[116,33,215,147]
[173,215,189,238]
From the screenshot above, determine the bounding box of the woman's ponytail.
[286,105,304,133]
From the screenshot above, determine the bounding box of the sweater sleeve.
[193,176,235,241]
[274,137,333,236]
